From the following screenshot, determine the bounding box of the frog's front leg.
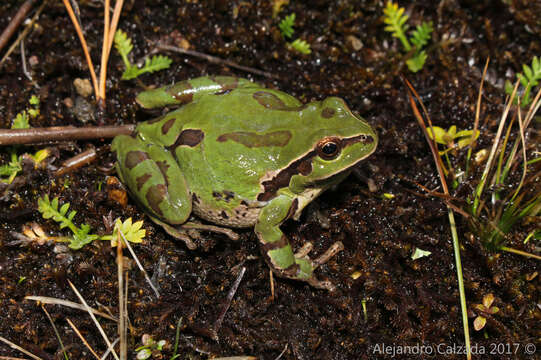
[112,134,195,248]
[254,194,343,291]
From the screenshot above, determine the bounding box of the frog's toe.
[313,241,344,268]
[182,221,239,241]
[149,216,197,250]
[307,277,336,292]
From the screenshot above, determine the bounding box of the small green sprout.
[289,38,311,55]
[38,195,146,249]
[279,13,295,38]
[277,13,311,55]
[101,217,146,246]
[505,56,541,107]
[1,95,45,183]
[427,125,480,155]
[472,293,499,331]
[38,195,99,249]
[0,152,23,184]
[114,30,172,80]
[411,247,432,260]
[135,335,166,360]
[383,1,433,72]
[12,111,29,130]
[18,276,26,285]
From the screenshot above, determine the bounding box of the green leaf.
[411,247,432,260]
[383,1,411,51]
[111,217,146,245]
[12,111,29,129]
[406,50,427,72]
[426,126,448,144]
[121,55,172,80]
[114,30,133,59]
[29,95,40,106]
[289,39,311,55]
[410,21,433,49]
[278,13,296,38]
[37,195,100,249]
[473,316,486,331]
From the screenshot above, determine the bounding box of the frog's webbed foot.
[149,216,240,250]
[181,221,239,241]
[150,216,197,250]
[294,241,344,291]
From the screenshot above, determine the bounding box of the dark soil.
[0,1,539,359]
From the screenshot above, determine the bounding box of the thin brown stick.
[106,0,125,62]
[117,237,127,360]
[62,0,99,100]
[0,336,42,360]
[0,125,135,146]
[214,266,246,334]
[68,280,120,360]
[66,318,101,360]
[0,0,47,69]
[56,148,98,176]
[99,0,111,103]
[25,295,118,321]
[155,44,278,79]
[0,0,36,53]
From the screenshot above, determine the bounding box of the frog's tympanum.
[112,76,377,290]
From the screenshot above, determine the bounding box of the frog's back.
[139,87,317,201]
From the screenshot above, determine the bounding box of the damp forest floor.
[0,1,539,359]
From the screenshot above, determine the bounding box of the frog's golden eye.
[317,137,341,160]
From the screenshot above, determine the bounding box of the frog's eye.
[317,137,341,160]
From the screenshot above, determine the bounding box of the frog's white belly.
[191,194,261,228]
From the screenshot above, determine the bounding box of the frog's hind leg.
[112,135,193,245]
[136,76,260,109]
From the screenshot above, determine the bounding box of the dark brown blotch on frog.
[169,129,204,150]
[146,184,167,216]
[136,173,152,191]
[161,118,176,135]
[125,150,150,170]
[258,151,315,201]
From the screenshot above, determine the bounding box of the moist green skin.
[112,76,377,290]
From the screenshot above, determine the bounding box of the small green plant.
[472,293,499,331]
[278,13,295,38]
[135,335,166,360]
[426,125,480,187]
[38,195,99,249]
[114,30,172,80]
[383,1,433,72]
[289,38,312,55]
[505,56,541,107]
[277,13,311,55]
[101,217,146,246]
[1,96,47,184]
[38,195,146,249]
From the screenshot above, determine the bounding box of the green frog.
[111,76,377,290]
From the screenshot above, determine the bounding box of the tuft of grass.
[505,56,541,107]
[383,2,433,72]
[278,13,295,38]
[114,30,172,80]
